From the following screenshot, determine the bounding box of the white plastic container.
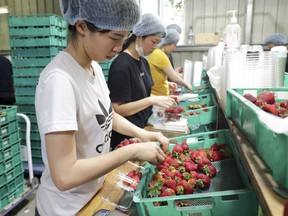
[223,10,242,50]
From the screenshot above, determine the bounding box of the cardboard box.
[194,32,220,45]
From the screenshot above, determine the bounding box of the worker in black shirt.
[0,56,15,105]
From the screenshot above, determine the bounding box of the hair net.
[167,24,182,34]
[264,33,287,45]
[59,0,141,31]
[132,13,166,37]
[158,29,180,47]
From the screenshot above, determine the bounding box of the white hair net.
[132,13,166,37]
[59,0,141,31]
[158,29,180,47]
[264,33,287,45]
[167,24,182,34]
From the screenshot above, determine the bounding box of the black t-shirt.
[0,56,15,105]
[108,52,153,148]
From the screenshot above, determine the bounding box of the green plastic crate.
[13,67,44,77]
[13,76,39,87]
[182,80,212,95]
[10,36,67,48]
[226,88,288,191]
[14,86,36,96]
[0,106,17,126]
[15,95,35,105]
[17,105,36,113]
[0,120,19,138]
[10,25,66,38]
[9,14,66,28]
[12,56,53,67]
[0,182,25,211]
[133,130,258,216]
[12,47,63,58]
[0,152,22,175]
[0,162,23,187]
[0,141,20,162]
[20,130,40,141]
[0,130,20,151]
[0,172,24,198]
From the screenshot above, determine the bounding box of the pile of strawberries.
[244,90,288,118]
[165,106,184,121]
[115,138,141,149]
[123,169,143,191]
[147,141,231,198]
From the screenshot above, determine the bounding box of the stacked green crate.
[0,106,25,211]
[98,58,115,82]
[9,14,67,165]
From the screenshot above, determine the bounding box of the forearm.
[113,97,152,116]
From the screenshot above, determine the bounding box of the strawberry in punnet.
[127,170,136,178]
[197,174,211,189]
[160,188,176,197]
[244,93,257,103]
[256,90,275,106]
[262,104,279,116]
[172,143,184,157]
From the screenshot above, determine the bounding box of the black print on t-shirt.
[95,100,113,153]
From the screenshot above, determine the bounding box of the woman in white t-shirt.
[34,1,169,215]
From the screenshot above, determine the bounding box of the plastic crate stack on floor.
[98,58,115,82]
[9,14,67,165]
[0,106,25,211]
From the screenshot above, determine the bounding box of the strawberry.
[211,151,225,161]
[262,104,279,116]
[202,165,217,177]
[182,172,191,181]
[161,169,175,179]
[175,185,184,195]
[165,179,177,191]
[172,143,184,156]
[278,107,288,118]
[244,93,257,103]
[181,141,190,153]
[256,91,275,105]
[197,157,211,171]
[190,171,198,179]
[183,183,194,194]
[183,161,198,172]
[280,100,288,109]
[178,179,188,187]
[283,200,288,216]
[197,174,211,189]
[147,180,163,197]
[188,178,196,188]
[127,170,136,178]
[210,143,220,151]
[159,188,176,197]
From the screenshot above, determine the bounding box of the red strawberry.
[183,183,194,194]
[178,179,188,187]
[280,100,288,109]
[190,171,198,179]
[159,188,176,197]
[203,165,217,177]
[278,107,288,118]
[165,179,177,191]
[188,178,196,187]
[201,103,207,107]
[211,151,225,161]
[244,93,257,103]
[182,172,191,181]
[181,141,189,153]
[197,157,211,171]
[197,174,211,189]
[183,161,197,172]
[257,91,275,105]
[262,104,279,116]
[127,170,136,178]
[175,185,184,195]
[161,169,175,179]
[210,143,220,151]
[147,180,163,197]
[284,200,288,216]
[172,143,184,156]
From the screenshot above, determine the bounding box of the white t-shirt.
[35,51,113,216]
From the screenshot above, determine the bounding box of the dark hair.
[121,34,149,52]
[67,20,111,43]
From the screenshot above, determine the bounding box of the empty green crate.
[133,130,258,216]
[19,122,38,131]
[0,130,20,150]
[20,130,40,141]
[0,141,20,162]
[0,106,17,126]
[14,86,36,96]
[10,36,67,47]
[15,96,35,105]
[13,67,44,77]
[0,162,23,187]
[0,182,25,211]
[0,120,19,138]
[226,88,288,192]
[12,57,53,67]
[17,105,36,113]
[0,152,22,175]
[12,47,63,57]
[9,14,66,28]
[13,76,39,87]
[10,26,66,38]
[32,156,43,165]
[20,139,41,149]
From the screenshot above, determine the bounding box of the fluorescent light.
[0,6,8,14]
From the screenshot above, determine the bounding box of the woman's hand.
[137,130,169,153]
[126,142,166,165]
[150,96,177,109]
[186,83,192,91]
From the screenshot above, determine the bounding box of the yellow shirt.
[148,48,171,96]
